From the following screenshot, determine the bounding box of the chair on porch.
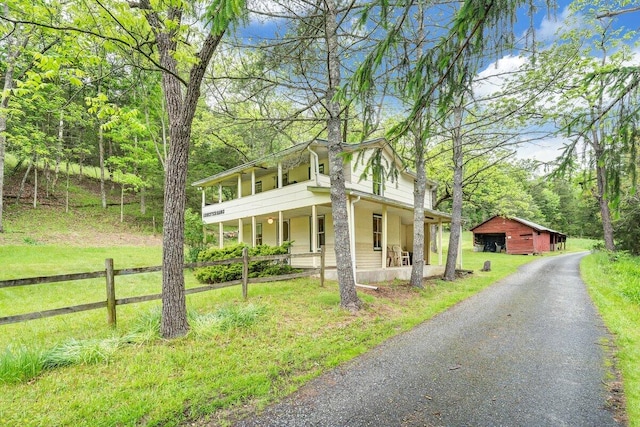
[392,245,411,266]
[386,246,396,267]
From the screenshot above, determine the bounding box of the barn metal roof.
[470,215,566,236]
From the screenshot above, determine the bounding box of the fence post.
[320,245,325,287]
[105,258,116,327]
[242,247,249,300]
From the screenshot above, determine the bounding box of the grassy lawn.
[0,232,566,426]
[582,252,640,426]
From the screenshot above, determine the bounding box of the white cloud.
[515,136,570,163]
[472,55,527,99]
[536,6,584,42]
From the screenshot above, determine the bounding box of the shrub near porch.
[194,243,300,284]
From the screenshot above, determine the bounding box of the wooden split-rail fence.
[0,247,325,327]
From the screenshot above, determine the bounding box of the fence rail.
[0,248,325,326]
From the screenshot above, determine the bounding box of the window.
[255,181,262,194]
[317,215,325,249]
[373,214,382,250]
[373,168,383,196]
[310,215,326,251]
[282,172,289,186]
[255,223,263,246]
[308,163,325,179]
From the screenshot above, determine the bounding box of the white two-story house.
[192,138,451,282]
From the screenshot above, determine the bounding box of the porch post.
[278,210,283,245]
[219,222,224,249]
[251,216,256,247]
[277,162,283,188]
[457,224,463,269]
[349,196,361,281]
[238,218,244,244]
[237,174,242,199]
[201,188,205,207]
[382,205,388,269]
[311,205,317,267]
[218,185,222,203]
[425,223,431,265]
[438,219,443,266]
[347,197,355,270]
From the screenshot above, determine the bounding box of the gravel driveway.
[234,252,622,426]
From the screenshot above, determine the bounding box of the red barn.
[470,216,566,255]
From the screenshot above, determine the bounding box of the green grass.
[582,252,640,426]
[0,234,559,426]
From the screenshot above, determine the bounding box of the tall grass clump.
[123,307,162,344]
[43,338,122,369]
[190,303,267,337]
[0,346,45,384]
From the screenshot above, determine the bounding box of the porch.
[323,264,446,284]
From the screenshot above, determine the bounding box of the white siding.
[202,181,330,224]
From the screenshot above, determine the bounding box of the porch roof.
[308,186,451,223]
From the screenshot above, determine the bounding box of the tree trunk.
[325,0,361,311]
[595,150,615,250]
[142,0,228,338]
[44,159,50,198]
[65,161,70,213]
[16,160,33,204]
[53,110,64,192]
[410,132,426,288]
[33,155,38,208]
[0,20,25,232]
[591,67,616,251]
[98,123,107,209]
[444,106,464,281]
[0,105,6,232]
[140,185,146,215]
[120,185,124,222]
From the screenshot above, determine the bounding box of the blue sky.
[237,1,639,162]
[505,1,640,162]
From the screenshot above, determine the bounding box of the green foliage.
[205,0,246,35]
[614,195,640,255]
[184,208,207,263]
[194,242,298,284]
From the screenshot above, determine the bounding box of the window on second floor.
[373,168,384,196]
[308,163,325,180]
[255,181,262,194]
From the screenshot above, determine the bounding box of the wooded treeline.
[1,0,638,336]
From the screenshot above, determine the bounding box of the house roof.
[191,138,436,188]
[308,186,452,222]
[470,215,566,236]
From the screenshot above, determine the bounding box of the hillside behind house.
[1,165,162,247]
